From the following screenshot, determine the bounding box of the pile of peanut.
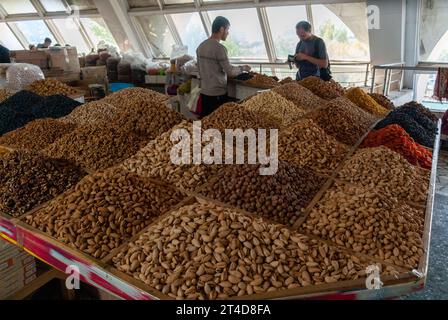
[242,73,280,89]
[0,119,76,151]
[310,97,377,145]
[368,93,395,111]
[242,91,306,128]
[112,200,397,300]
[0,88,13,103]
[202,102,278,132]
[301,182,425,269]
[278,119,350,174]
[272,82,328,111]
[102,87,169,109]
[61,101,119,126]
[26,79,79,97]
[121,121,223,192]
[298,77,345,100]
[337,146,430,204]
[25,167,186,259]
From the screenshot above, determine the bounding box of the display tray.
[0,120,441,300]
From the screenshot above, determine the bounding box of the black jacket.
[0,45,11,63]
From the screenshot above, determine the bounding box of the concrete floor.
[402,150,448,299]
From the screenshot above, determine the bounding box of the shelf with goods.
[0,80,441,300]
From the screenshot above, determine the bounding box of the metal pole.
[382,69,388,95]
[370,67,376,93]
[364,63,370,88]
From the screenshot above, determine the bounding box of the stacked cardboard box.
[0,241,36,299]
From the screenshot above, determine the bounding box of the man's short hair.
[44,37,52,43]
[296,21,312,32]
[212,16,230,34]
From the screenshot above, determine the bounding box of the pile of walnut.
[298,76,345,100]
[26,79,79,96]
[272,82,327,111]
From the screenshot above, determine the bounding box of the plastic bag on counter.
[188,84,202,115]
[181,59,198,75]
[6,63,45,91]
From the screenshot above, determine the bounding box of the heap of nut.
[298,76,345,100]
[301,182,425,269]
[241,73,280,89]
[0,118,76,151]
[0,150,86,217]
[200,162,326,226]
[337,146,430,204]
[368,93,395,111]
[61,101,119,126]
[272,82,327,111]
[112,200,398,300]
[310,97,376,145]
[278,119,350,174]
[345,87,389,116]
[0,88,13,103]
[26,79,79,97]
[25,167,186,259]
[102,87,169,109]
[242,91,306,128]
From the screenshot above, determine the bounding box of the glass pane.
[170,12,207,56]
[312,4,370,61]
[208,8,268,60]
[0,23,24,50]
[40,0,67,12]
[164,0,193,4]
[12,20,55,46]
[52,18,90,54]
[65,0,96,11]
[136,15,176,58]
[1,0,37,14]
[420,0,448,62]
[266,5,307,60]
[128,0,159,8]
[80,17,117,48]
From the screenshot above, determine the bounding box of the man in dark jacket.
[0,45,11,63]
[294,21,329,80]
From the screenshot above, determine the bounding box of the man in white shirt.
[196,16,251,118]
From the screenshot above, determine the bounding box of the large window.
[164,0,194,4]
[137,15,176,58]
[40,0,68,12]
[208,8,268,60]
[266,5,307,60]
[312,4,370,61]
[1,0,37,15]
[12,20,55,46]
[170,12,207,56]
[80,17,117,48]
[65,0,96,11]
[53,18,90,54]
[0,23,24,50]
[420,0,448,62]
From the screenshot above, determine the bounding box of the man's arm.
[217,46,250,77]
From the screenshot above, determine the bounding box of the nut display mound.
[25,167,186,260]
[368,93,395,110]
[374,112,436,148]
[0,89,13,103]
[200,162,326,226]
[61,101,119,126]
[122,121,223,192]
[202,102,278,132]
[278,119,350,175]
[0,119,76,151]
[337,146,430,204]
[401,101,438,123]
[361,125,432,169]
[301,183,425,269]
[345,87,389,117]
[242,91,306,128]
[298,76,345,100]
[0,150,87,217]
[240,73,280,89]
[44,123,150,171]
[112,200,397,300]
[102,87,169,109]
[279,77,294,85]
[31,94,82,120]
[310,97,377,145]
[272,82,327,111]
[110,100,185,140]
[389,106,438,135]
[26,79,79,97]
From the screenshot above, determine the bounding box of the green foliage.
[318,20,349,44]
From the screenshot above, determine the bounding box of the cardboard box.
[81,66,108,83]
[12,50,48,69]
[66,47,81,74]
[48,48,70,72]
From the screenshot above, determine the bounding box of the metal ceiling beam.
[0,10,100,22]
[257,6,276,64]
[7,22,30,49]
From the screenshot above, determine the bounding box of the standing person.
[196,16,251,118]
[0,44,11,63]
[294,21,331,81]
[37,37,52,49]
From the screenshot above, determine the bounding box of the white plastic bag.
[6,63,45,91]
[187,84,201,114]
[181,59,198,75]
[171,45,188,60]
